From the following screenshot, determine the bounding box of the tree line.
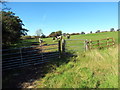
[1,1,28,48]
[21,28,120,40]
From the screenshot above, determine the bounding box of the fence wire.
[2,43,59,71]
[65,39,86,52]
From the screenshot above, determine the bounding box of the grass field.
[6,31,119,88]
[33,45,118,88]
[27,31,118,88]
[11,31,118,48]
[43,31,118,44]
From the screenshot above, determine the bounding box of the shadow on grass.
[2,48,76,88]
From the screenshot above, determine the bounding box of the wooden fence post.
[97,40,100,48]
[58,40,61,57]
[62,39,66,53]
[90,39,92,50]
[84,39,88,51]
[112,38,115,47]
[107,37,109,47]
[20,48,23,67]
[41,45,44,62]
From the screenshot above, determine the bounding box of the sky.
[5,2,118,36]
[7,0,120,2]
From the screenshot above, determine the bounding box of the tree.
[117,29,120,31]
[56,30,62,36]
[90,31,92,34]
[49,32,56,37]
[49,30,62,37]
[41,34,46,38]
[70,33,80,35]
[110,28,115,32]
[36,29,43,37]
[2,11,28,47]
[96,30,100,33]
[63,33,66,37]
[81,32,85,34]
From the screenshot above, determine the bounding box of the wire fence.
[64,39,86,52]
[61,38,115,53]
[2,37,115,71]
[2,43,59,71]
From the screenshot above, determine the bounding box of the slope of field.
[31,31,119,88]
[43,31,118,43]
[4,31,118,88]
[65,31,118,52]
[33,45,118,88]
[10,31,118,48]
[70,31,118,42]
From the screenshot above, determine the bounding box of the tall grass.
[34,46,118,88]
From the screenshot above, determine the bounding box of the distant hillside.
[70,31,118,43]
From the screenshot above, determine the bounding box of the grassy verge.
[33,45,118,88]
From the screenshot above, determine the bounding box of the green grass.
[10,38,39,48]
[10,37,58,48]
[65,31,118,52]
[31,31,118,88]
[70,31,118,42]
[10,31,118,49]
[34,46,118,88]
[5,31,119,88]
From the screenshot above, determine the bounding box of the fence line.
[62,37,115,52]
[85,37,115,50]
[2,37,115,71]
[63,39,86,52]
[2,43,59,71]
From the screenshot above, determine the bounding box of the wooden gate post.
[107,37,109,48]
[58,40,61,57]
[90,39,92,50]
[112,38,115,47]
[20,48,23,67]
[62,39,66,53]
[97,40,100,48]
[84,39,88,51]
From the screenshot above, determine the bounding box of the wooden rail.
[86,37,115,50]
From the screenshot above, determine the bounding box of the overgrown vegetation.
[33,46,118,88]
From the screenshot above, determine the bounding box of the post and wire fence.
[63,39,86,53]
[2,37,115,71]
[59,37,115,54]
[2,43,59,71]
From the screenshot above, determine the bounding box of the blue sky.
[6,2,118,36]
[8,0,119,2]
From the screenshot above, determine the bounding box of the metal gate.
[2,42,59,71]
[63,39,87,53]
